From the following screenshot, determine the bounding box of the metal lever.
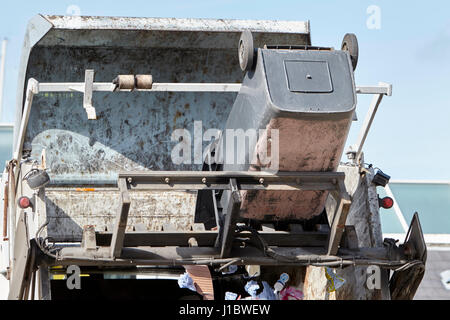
[83,70,97,120]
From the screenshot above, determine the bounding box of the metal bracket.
[104,171,352,260]
[82,70,97,120]
[219,179,242,258]
[110,178,131,258]
[81,225,97,251]
[326,180,352,256]
[348,82,393,165]
[389,213,426,300]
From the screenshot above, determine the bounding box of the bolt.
[259,178,265,185]
[202,178,207,184]
[165,178,170,184]
[127,177,133,184]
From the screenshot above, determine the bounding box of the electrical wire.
[35,220,58,259]
[234,224,424,270]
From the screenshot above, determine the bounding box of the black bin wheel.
[238,30,255,72]
[341,33,359,71]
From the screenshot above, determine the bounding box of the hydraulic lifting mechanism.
[2,16,426,300]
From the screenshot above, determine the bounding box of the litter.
[280,287,304,300]
[245,280,277,300]
[221,265,238,275]
[274,273,290,293]
[245,265,261,278]
[178,272,196,292]
[225,292,239,300]
[325,268,346,292]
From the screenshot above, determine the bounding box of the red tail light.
[379,197,394,209]
[18,197,31,209]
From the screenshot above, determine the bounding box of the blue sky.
[0,0,449,180]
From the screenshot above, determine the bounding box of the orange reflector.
[76,188,96,192]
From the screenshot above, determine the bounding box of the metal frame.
[9,77,399,269]
[105,171,351,260]
[348,82,392,164]
[109,178,131,258]
[12,74,393,161]
[10,76,418,295]
[39,170,423,274]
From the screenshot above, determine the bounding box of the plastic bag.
[178,272,196,292]
[245,280,277,300]
[280,287,304,300]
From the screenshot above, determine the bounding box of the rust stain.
[173,110,183,124]
[241,116,351,220]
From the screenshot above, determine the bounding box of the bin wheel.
[238,31,255,71]
[341,33,359,71]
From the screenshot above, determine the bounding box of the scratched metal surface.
[18,16,311,236]
[44,189,197,242]
[22,17,311,183]
[305,166,385,300]
[25,46,240,183]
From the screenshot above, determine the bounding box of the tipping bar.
[219,179,242,258]
[109,178,131,258]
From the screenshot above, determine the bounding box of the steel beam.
[356,83,392,96]
[97,229,329,248]
[122,171,345,191]
[53,245,409,268]
[38,82,242,93]
[13,79,38,161]
[8,211,31,300]
[326,181,352,256]
[219,179,242,258]
[109,178,131,258]
[38,81,389,95]
[82,70,97,120]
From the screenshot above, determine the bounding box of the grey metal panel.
[38,30,311,50]
[15,15,315,239]
[44,189,197,242]
[43,16,310,34]
[13,15,53,149]
[24,46,239,182]
[8,211,30,300]
[16,16,312,182]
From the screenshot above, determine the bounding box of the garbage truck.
[0,15,426,300]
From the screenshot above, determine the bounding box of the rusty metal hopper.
[15,15,311,183]
[13,15,311,240]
